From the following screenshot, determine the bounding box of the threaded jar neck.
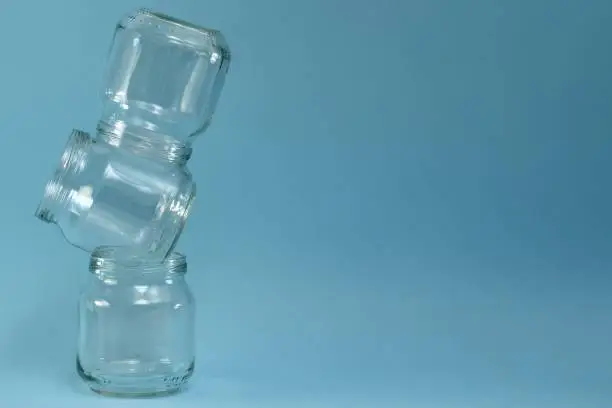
[97,121,192,166]
[34,129,92,224]
[90,246,187,276]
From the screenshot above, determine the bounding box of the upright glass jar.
[101,8,231,149]
[34,129,194,261]
[77,247,195,397]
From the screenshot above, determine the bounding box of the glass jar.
[101,8,231,148]
[77,247,195,397]
[34,129,195,261]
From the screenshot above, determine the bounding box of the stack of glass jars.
[34,9,231,397]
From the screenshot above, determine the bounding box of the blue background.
[1,0,610,406]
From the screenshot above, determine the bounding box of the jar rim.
[90,246,187,275]
[34,129,92,225]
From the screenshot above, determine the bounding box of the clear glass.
[101,8,231,147]
[77,247,195,397]
[34,129,195,261]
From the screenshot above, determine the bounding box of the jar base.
[77,357,194,398]
[90,385,184,398]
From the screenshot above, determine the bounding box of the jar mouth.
[34,129,92,224]
[97,121,193,166]
[90,246,187,275]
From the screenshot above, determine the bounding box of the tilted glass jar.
[100,8,231,149]
[34,129,194,261]
[77,247,195,397]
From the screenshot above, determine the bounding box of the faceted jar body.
[77,248,195,396]
[101,8,231,146]
[34,129,195,261]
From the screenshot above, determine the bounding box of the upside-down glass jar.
[77,247,195,397]
[100,8,231,149]
[34,129,195,261]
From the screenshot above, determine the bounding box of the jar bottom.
[77,357,194,398]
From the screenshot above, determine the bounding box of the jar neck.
[97,121,192,166]
[34,129,92,225]
[90,248,187,283]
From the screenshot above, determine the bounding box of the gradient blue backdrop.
[0,0,610,406]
